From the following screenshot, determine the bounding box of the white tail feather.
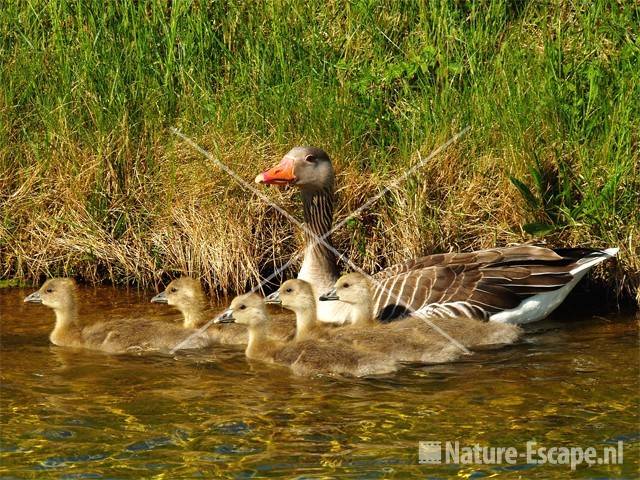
[570,248,619,276]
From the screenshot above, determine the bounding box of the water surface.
[1,286,638,478]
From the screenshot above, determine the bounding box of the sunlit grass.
[1,0,638,304]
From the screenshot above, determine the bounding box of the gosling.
[215,292,397,377]
[151,277,294,343]
[320,273,522,356]
[24,278,212,354]
[264,279,337,341]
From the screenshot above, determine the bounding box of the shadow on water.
[0,285,638,478]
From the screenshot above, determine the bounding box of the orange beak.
[254,157,297,185]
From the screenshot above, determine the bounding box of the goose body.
[24,278,212,354]
[256,147,618,325]
[215,292,397,377]
[151,277,295,343]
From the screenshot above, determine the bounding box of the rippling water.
[1,286,638,478]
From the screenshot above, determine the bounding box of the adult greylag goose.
[215,292,397,377]
[24,278,212,354]
[151,277,294,343]
[321,273,522,351]
[255,147,618,324]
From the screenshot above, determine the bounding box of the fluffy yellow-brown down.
[217,292,397,377]
[153,277,295,344]
[324,273,522,361]
[24,278,212,354]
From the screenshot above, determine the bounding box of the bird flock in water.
[24,147,618,377]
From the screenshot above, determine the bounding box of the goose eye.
[285,288,293,293]
[46,288,53,293]
[304,154,316,163]
[170,287,177,293]
[239,304,246,310]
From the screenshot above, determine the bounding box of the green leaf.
[523,222,556,236]
[509,175,540,209]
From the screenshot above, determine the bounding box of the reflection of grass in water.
[1,1,637,305]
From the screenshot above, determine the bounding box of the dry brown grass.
[1,131,637,307]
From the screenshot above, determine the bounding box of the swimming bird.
[255,146,618,324]
[215,292,397,376]
[151,277,295,343]
[24,278,212,353]
[264,279,337,341]
[268,277,470,363]
[321,273,522,353]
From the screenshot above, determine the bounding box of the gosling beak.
[264,291,282,305]
[319,288,339,302]
[255,157,296,185]
[150,291,168,304]
[215,309,235,324]
[24,291,42,304]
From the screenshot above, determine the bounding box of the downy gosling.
[320,273,522,354]
[264,279,338,341]
[24,278,212,354]
[216,292,397,377]
[151,277,295,343]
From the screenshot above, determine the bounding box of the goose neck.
[181,308,208,329]
[293,304,319,341]
[349,301,375,328]
[50,306,82,344]
[298,188,339,289]
[246,319,269,356]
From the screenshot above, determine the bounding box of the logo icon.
[419,441,442,464]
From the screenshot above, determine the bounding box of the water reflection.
[1,285,638,478]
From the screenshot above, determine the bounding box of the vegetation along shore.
[1,1,638,307]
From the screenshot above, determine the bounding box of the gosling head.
[151,277,206,311]
[255,146,334,191]
[215,292,267,327]
[24,278,78,311]
[265,279,315,313]
[319,272,371,305]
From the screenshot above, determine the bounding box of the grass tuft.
[1,1,638,306]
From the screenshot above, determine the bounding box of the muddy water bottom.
[0,286,638,478]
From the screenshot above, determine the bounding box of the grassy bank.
[1,1,638,305]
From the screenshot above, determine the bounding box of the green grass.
[1,0,638,304]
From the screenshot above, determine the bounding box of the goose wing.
[371,252,585,321]
[372,246,565,280]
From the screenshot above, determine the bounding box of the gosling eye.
[239,304,247,310]
[342,283,350,289]
[170,287,177,293]
[304,154,316,163]
[285,288,293,293]
[46,288,53,293]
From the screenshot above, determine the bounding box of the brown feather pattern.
[369,246,601,321]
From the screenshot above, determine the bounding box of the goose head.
[216,292,267,327]
[255,146,334,191]
[151,277,206,310]
[24,278,77,311]
[265,279,315,313]
[319,272,371,305]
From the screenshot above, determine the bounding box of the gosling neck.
[348,299,376,328]
[50,304,82,345]
[298,187,339,291]
[245,316,270,358]
[179,305,208,329]
[291,301,319,341]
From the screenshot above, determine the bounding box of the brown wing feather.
[371,246,589,321]
[373,246,565,280]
